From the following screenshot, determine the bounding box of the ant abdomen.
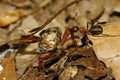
[89,25,103,35]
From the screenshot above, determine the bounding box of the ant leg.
[79,34,93,47]
[69,30,77,46]
[61,28,70,45]
[38,58,46,71]
[38,53,50,71]
[97,21,107,24]
[87,22,91,30]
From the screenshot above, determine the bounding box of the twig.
[29,0,80,35]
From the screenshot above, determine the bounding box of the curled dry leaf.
[0,53,16,80]
[0,3,19,27]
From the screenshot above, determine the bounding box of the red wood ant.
[61,20,104,47]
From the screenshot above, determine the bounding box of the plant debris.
[0,0,120,80]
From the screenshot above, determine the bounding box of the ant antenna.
[74,10,80,25]
[93,34,120,37]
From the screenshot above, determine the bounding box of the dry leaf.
[16,54,38,79]
[89,22,120,80]
[0,53,16,80]
[0,3,19,27]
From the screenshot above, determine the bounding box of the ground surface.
[0,0,120,80]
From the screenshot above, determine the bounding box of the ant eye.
[71,26,79,32]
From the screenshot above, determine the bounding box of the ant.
[61,20,104,47]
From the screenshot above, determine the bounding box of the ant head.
[70,26,79,32]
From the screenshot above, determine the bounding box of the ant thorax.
[38,27,61,53]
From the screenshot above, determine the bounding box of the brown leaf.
[0,53,16,80]
[89,22,120,80]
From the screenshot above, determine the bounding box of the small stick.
[29,0,80,35]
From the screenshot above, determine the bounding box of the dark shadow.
[110,11,120,17]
